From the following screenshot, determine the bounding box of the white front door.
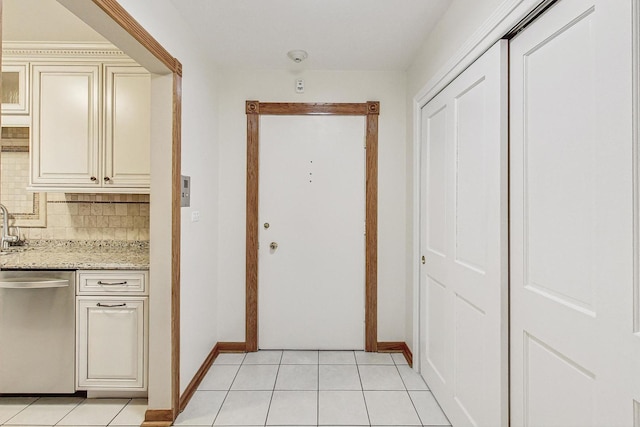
[419,40,508,426]
[510,0,640,425]
[258,115,366,350]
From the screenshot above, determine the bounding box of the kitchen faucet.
[0,204,20,250]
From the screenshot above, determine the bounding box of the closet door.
[419,40,508,426]
[510,0,639,425]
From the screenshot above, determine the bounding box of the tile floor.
[176,350,450,426]
[0,397,146,426]
[0,352,450,427]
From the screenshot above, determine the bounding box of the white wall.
[406,0,505,97]
[217,69,408,344]
[404,0,508,353]
[109,0,221,405]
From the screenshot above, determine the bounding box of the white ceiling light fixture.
[287,49,308,63]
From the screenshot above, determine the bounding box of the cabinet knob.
[103,177,111,182]
[90,176,97,181]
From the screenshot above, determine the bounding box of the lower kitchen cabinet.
[76,296,148,391]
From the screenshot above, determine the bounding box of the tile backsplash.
[1,127,149,242]
[21,193,150,241]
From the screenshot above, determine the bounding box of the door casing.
[245,101,379,352]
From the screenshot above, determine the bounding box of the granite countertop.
[0,240,149,270]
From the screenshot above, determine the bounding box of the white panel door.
[510,0,639,425]
[419,40,508,427]
[259,115,365,350]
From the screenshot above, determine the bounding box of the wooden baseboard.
[377,341,413,367]
[179,344,219,412]
[143,409,173,425]
[218,341,247,352]
[179,342,247,412]
[141,422,173,427]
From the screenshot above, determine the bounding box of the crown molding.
[2,42,129,59]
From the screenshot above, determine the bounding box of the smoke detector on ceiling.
[287,50,308,63]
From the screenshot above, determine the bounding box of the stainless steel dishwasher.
[0,270,75,393]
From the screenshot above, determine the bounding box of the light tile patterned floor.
[0,397,146,426]
[176,350,450,426]
[0,352,450,427]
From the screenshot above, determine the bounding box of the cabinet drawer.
[77,270,148,295]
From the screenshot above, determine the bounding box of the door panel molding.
[510,0,638,424]
[418,40,508,426]
[245,101,379,352]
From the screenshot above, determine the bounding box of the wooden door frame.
[245,100,379,352]
[87,3,183,421]
[43,1,182,423]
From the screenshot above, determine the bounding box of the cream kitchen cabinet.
[103,66,151,190]
[1,62,29,117]
[30,63,150,193]
[30,63,101,189]
[76,270,148,392]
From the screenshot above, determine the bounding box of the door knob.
[270,242,278,250]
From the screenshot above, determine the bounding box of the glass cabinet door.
[1,63,29,115]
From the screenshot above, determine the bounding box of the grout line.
[394,358,409,391]
[394,358,441,426]
[210,358,244,427]
[317,353,320,426]
[1,396,40,425]
[105,398,132,426]
[52,397,85,426]
[428,390,453,427]
[262,351,283,427]
[355,356,372,426]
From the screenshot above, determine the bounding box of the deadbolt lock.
[270,242,278,250]
[264,223,270,229]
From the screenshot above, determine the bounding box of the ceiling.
[169,0,452,71]
[3,0,452,72]
[3,0,107,43]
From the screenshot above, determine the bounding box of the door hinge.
[421,255,426,265]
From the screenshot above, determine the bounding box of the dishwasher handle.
[0,278,69,289]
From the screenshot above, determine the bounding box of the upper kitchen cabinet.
[30,63,151,193]
[104,66,151,189]
[1,62,29,116]
[31,63,101,189]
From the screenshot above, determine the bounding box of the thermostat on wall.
[181,175,191,207]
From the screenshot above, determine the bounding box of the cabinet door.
[103,65,150,189]
[77,297,147,390]
[31,64,100,188]
[1,63,29,115]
